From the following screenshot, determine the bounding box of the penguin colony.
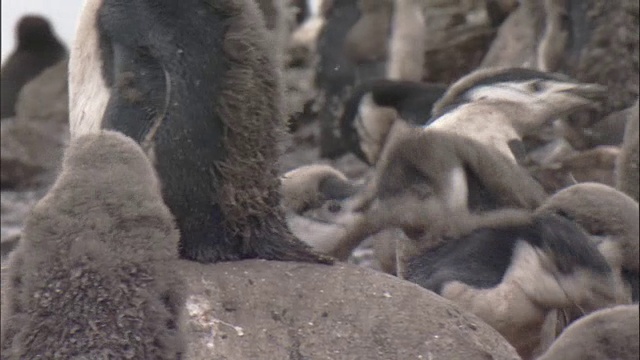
[0,15,67,119]
[1,0,638,359]
[282,0,639,359]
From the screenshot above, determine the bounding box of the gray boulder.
[179,260,521,360]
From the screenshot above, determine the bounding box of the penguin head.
[281,164,359,214]
[432,67,607,119]
[15,15,57,50]
[537,182,639,303]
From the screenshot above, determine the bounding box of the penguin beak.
[560,83,608,103]
[542,82,609,115]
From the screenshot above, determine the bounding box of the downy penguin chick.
[537,182,640,302]
[339,199,620,358]
[537,304,639,360]
[365,68,606,215]
[1,131,185,359]
[288,0,327,63]
[281,164,359,214]
[343,0,393,65]
[69,0,331,264]
[340,67,583,167]
[1,15,67,119]
[280,164,399,268]
[616,99,639,201]
[386,0,427,81]
[281,164,364,258]
[330,69,609,265]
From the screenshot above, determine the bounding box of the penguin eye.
[326,200,342,213]
[529,80,544,92]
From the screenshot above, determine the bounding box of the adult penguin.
[1,15,67,119]
[69,0,331,264]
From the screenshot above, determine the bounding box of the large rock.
[1,259,520,358]
[0,60,68,190]
[179,260,521,359]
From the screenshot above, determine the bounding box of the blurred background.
[1,0,83,61]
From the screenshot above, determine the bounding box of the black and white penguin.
[1,131,185,359]
[358,68,607,216]
[68,0,331,264]
[336,198,621,358]
[338,67,603,167]
[402,209,620,359]
[327,68,610,265]
[313,0,361,158]
[0,15,67,119]
[338,79,447,164]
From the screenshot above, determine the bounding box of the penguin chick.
[536,0,570,73]
[281,164,359,214]
[582,104,633,147]
[403,210,619,359]
[430,67,606,124]
[537,182,640,302]
[338,79,448,165]
[343,0,393,64]
[340,67,592,167]
[431,67,566,117]
[290,0,310,25]
[69,0,331,264]
[332,69,608,263]
[281,164,364,258]
[386,0,427,81]
[537,304,639,360]
[1,131,185,359]
[360,68,605,203]
[415,68,606,205]
[314,0,368,159]
[616,99,639,201]
[289,0,327,61]
[333,185,621,358]
[1,15,67,119]
[331,124,548,264]
[367,118,549,221]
